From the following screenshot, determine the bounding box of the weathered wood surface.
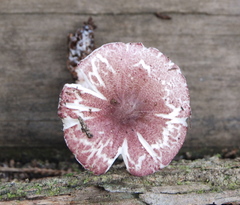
[0,0,240,152]
[0,0,240,15]
[0,157,239,204]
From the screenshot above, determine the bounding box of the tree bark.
[0,156,239,205]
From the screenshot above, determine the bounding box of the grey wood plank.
[0,0,239,15]
[0,13,239,149]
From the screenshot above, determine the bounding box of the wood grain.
[0,1,239,152]
[0,0,239,15]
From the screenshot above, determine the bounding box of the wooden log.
[0,157,239,204]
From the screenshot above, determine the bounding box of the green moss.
[228,182,239,190]
[177,165,192,173]
[0,156,239,201]
[196,189,205,194]
[214,153,222,158]
[65,173,75,177]
[67,178,80,188]
[16,189,26,198]
[5,189,26,200]
[48,187,61,196]
[210,186,223,193]
[177,181,184,185]
[35,186,43,195]
[7,193,17,199]
[83,178,90,184]
[142,179,155,187]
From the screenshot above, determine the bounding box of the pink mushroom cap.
[58,42,191,176]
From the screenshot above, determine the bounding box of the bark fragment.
[67,17,96,81]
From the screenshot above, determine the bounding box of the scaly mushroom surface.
[58,42,191,176]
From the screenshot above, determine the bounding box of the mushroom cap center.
[109,96,146,126]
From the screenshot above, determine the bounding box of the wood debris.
[67,17,96,80]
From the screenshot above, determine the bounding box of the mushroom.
[58,42,191,176]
